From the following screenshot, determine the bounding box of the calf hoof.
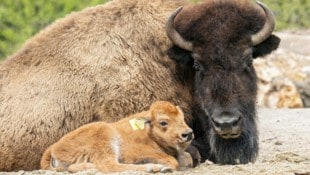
[146,164,173,173]
[160,167,173,173]
[186,145,201,167]
[177,152,193,170]
[146,164,164,173]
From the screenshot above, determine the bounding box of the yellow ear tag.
[129,118,146,130]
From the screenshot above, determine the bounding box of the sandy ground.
[1,108,309,175]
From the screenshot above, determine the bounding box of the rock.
[254,50,306,108]
[295,77,310,107]
[254,31,310,108]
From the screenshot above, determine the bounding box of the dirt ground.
[2,108,309,175]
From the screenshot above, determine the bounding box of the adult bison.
[0,0,280,171]
[166,0,280,164]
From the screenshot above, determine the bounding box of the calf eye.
[159,121,168,127]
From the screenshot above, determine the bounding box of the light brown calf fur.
[40,101,193,173]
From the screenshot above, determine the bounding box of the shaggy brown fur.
[0,0,192,171]
[40,101,193,173]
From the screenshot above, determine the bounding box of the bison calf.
[40,101,193,173]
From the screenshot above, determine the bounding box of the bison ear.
[167,45,194,66]
[253,34,281,58]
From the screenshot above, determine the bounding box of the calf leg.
[125,151,179,171]
[68,162,96,172]
[177,152,193,170]
[185,144,201,167]
[95,158,172,173]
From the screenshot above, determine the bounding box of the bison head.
[166,0,280,164]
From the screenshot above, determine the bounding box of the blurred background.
[0,0,108,61]
[0,0,309,108]
[0,0,309,61]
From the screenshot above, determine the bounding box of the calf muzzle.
[180,129,194,142]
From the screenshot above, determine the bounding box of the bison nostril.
[212,118,221,128]
[212,114,242,129]
[232,116,242,126]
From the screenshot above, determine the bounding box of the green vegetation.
[263,0,310,31]
[0,0,309,61]
[0,0,107,61]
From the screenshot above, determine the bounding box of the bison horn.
[251,1,275,46]
[166,6,193,51]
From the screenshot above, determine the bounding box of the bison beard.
[188,105,258,164]
[209,130,258,164]
[208,107,258,164]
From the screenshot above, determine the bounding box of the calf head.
[147,101,194,155]
[166,0,280,139]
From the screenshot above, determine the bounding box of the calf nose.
[181,129,194,142]
[211,112,242,138]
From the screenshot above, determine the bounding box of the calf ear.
[167,45,194,66]
[143,117,152,128]
[142,112,152,125]
[253,34,281,58]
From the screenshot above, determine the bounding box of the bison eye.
[193,62,200,71]
[243,58,253,71]
[159,121,168,127]
[247,58,253,67]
